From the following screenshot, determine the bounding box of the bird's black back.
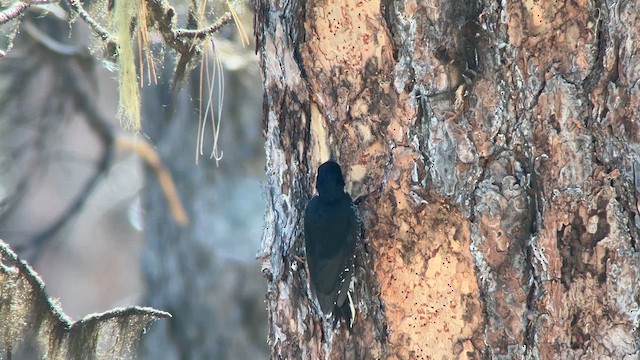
[304,172,358,315]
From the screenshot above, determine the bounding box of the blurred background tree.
[0,0,267,358]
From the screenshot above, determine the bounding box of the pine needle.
[226,0,249,47]
[209,39,224,163]
[137,0,157,87]
[196,39,224,165]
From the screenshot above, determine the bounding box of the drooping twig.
[29,147,112,261]
[61,60,114,146]
[25,26,115,261]
[115,136,190,226]
[23,20,85,56]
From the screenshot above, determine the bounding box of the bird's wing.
[312,252,348,312]
[304,194,359,314]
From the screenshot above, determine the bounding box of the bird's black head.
[316,161,346,200]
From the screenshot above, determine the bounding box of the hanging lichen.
[112,0,141,131]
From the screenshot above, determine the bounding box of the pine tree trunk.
[256,0,640,358]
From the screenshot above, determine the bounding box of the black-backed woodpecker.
[304,160,358,325]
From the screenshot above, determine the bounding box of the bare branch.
[174,12,233,40]
[0,2,29,25]
[145,0,234,51]
[144,0,233,85]
[65,0,113,42]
